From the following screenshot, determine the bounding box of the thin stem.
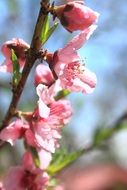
[0,1,49,131]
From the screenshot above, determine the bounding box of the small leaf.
[43,22,59,44]
[55,89,70,100]
[11,49,21,86]
[12,49,19,72]
[93,122,127,146]
[47,149,83,176]
[47,178,58,189]
[40,14,59,45]
[40,15,49,44]
[93,128,113,146]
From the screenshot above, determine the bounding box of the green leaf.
[11,49,21,86]
[44,22,59,44]
[40,15,49,44]
[93,127,113,146]
[47,178,58,190]
[47,149,83,176]
[93,123,127,146]
[12,49,18,67]
[40,14,59,45]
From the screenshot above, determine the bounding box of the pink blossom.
[38,149,52,169]
[0,95,72,168]
[36,82,62,119]
[0,118,57,169]
[48,99,72,126]
[0,97,72,166]
[27,85,72,168]
[55,1,99,32]
[0,38,29,72]
[50,25,97,94]
[24,118,61,169]
[36,82,72,124]
[32,119,61,153]
[0,118,36,148]
[2,152,49,190]
[0,119,29,146]
[30,99,72,148]
[35,64,55,86]
[30,85,72,167]
[0,81,72,169]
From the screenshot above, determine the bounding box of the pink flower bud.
[1,38,29,59]
[55,1,99,32]
[0,38,29,72]
[34,64,55,86]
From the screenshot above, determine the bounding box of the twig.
[47,111,127,175]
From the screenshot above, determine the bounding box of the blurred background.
[0,0,127,189]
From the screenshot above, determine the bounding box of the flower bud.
[1,38,29,60]
[0,38,30,72]
[55,1,99,32]
[34,64,55,86]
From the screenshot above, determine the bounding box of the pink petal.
[49,100,73,126]
[3,167,24,190]
[62,2,99,32]
[35,64,54,86]
[1,43,11,59]
[0,120,23,145]
[38,98,50,119]
[24,129,37,147]
[38,149,52,169]
[37,80,61,102]
[0,59,13,73]
[80,67,97,93]
[35,132,56,153]
[54,25,97,75]
[1,38,29,59]
[22,151,35,171]
[64,25,97,51]
[48,80,62,98]
[36,84,52,105]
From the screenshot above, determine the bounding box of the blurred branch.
[47,111,127,176]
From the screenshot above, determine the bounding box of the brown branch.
[0,1,49,131]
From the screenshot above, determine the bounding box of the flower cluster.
[0,0,99,189]
[2,152,49,190]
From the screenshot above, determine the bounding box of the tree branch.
[0,1,49,131]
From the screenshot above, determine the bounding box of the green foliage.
[11,49,21,87]
[46,121,127,176]
[40,15,59,45]
[40,15,49,44]
[47,178,58,190]
[47,148,83,176]
[93,122,127,146]
[55,89,70,100]
[46,22,59,42]
[93,128,113,146]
